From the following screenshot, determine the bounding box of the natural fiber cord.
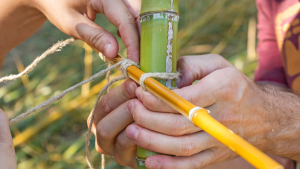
[2,39,179,169]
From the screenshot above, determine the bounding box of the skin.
[0,0,141,63]
[0,109,17,169]
[0,0,141,167]
[0,0,298,168]
[91,54,300,169]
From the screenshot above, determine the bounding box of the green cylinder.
[137,0,179,168]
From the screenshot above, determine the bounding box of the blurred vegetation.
[0,0,257,168]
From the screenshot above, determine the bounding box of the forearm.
[255,82,300,161]
[0,0,46,58]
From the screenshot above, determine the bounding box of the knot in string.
[139,72,181,90]
[118,59,181,90]
[1,37,180,169]
[119,59,140,77]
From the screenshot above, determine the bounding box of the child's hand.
[0,109,17,169]
[88,79,138,168]
[33,0,141,62]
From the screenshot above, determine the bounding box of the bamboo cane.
[110,54,283,169]
[138,0,179,168]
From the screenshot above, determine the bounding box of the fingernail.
[126,82,137,96]
[176,77,182,86]
[127,125,139,141]
[128,100,135,113]
[146,160,161,169]
[136,88,142,100]
[104,43,111,57]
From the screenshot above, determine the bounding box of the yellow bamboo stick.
[111,54,283,169]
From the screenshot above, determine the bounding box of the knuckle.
[172,117,189,136]
[216,70,235,99]
[88,31,105,48]
[99,96,112,113]
[97,123,111,141]
[191,157,204,169]
[143,95,156,109]
[218,109,239,126]
[143,132,154,150]
[218,67,248,102]
[121,82,131,99]
[181,136,196,156]
[117,135,132,149]
[209,54,227,63]
[124,11,136,25]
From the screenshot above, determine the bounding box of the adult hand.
[88,79,138,168]
[0,109,17,169]
[33,0,141,62]
[125,54,284,168]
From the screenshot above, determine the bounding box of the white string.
[0,38,75,83]
[2,38,181,169]
[139,72,181,90]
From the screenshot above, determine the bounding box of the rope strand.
[0,38,75,83]
[3,38,180,169]
[139,72,181,90]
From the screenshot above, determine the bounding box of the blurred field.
[0,0,257,168]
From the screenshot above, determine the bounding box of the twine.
[139,72,181,90]
[0,38,75,83]
[3,39,180,169]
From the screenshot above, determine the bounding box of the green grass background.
[0,0,257,168]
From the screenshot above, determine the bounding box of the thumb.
[177,54,232,88]
[59,12,119,60]
[0,109,17,169]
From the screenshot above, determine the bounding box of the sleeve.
[254,0,287,85]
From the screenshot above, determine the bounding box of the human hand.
[125,54,273,168]
[32,0,141,62]
[88,79,138,168]
[0,109,17,169]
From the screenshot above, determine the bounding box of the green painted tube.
[137,0,179,168]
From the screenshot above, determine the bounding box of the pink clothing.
[255,0,300,168]
[256,0,300,91]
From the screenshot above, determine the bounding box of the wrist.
[239,81,273,150]
[254,84,300,160]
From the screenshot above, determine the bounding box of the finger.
[122,0,141,18]
[96,101,134,154]
[135,87,175,113]
[136,79,218,112]
[50,10,120,60]
[89,80,137,132]
[145,149,215,169]
[93,0,140,63]
[0,109,17,169]
[113,130,137,168]
[126,124,218,156]
[122,0,142,34]
[130,100,200,136]
[177,55,232,88]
